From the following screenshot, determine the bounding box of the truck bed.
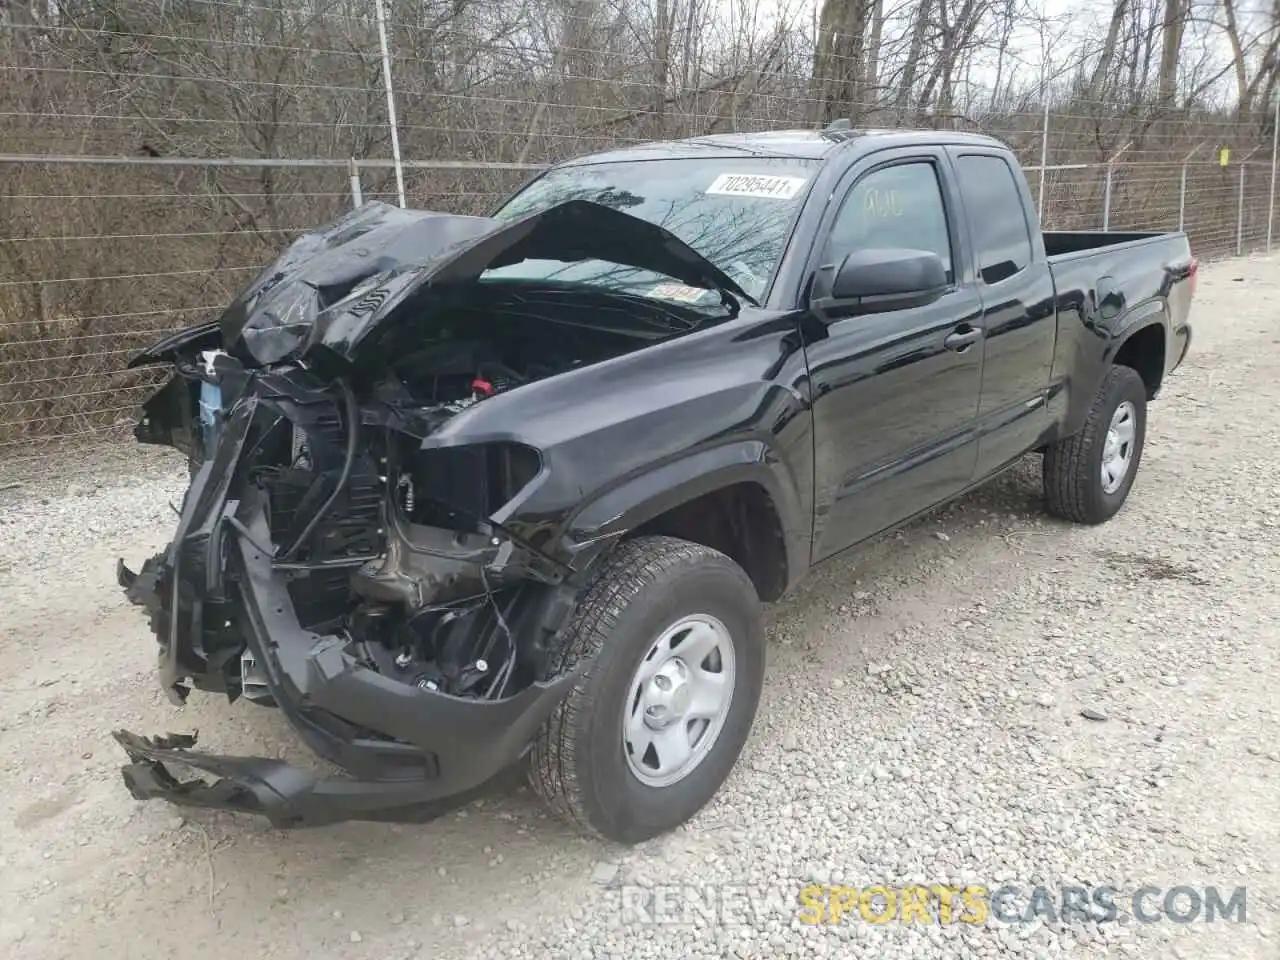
[1043,230,1173,259]
[1041,226,1195,402]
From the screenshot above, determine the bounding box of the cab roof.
[555,127,1008,167]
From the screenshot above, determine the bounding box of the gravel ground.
[2,253,1278,959]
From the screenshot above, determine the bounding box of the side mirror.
[810,248,949,321]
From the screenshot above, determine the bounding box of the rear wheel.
[1043,364,1148,524]
[528,536,765,843]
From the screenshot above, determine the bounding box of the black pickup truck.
[115,127,1196,842]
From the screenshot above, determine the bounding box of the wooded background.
[2,0,1278,460]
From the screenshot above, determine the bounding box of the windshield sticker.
[705,173,807,200]
[649,283,710,303]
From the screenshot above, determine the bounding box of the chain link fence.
[2,2,1277,469]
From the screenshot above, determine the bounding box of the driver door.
[802,149,986,563]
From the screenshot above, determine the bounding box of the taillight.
[1188,257,1198,298]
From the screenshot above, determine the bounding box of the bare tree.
[1157,0,1187,104]
[810,0,870,124]
[895,0,935,110]
[1221,0,1280,117]
[1089,0,1132,102]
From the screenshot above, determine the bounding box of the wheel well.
[626,482,788,602]
[1114,323,1166,399]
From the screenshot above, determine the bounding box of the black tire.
[528,535,765,844]
[1043,364,1147,524]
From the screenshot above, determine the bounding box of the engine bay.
[387,335,583,410]
[182,293,693,712]
[131,255,737,715]
[369,281,707,408]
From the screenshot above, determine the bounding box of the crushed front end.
[115,352,583,827]
[112,197,749,827]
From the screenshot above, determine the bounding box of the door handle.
[943,325,982,352]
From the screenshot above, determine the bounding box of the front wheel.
[1043,364,1148,524]
[528,536,765,843]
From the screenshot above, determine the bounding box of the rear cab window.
[487,156,821,305]
[953,154,1034,284]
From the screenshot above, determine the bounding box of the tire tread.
[528,535,750,839]
[1043,364,1146,524]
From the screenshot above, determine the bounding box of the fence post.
[373,0,406,208]
[1038,97,1050,223]
[1269,96,1279,253]
[1238,164,1246,256]
[1177,144,1203,234]
[348,158,364,209]
[1103,165,1113,231]
[1178,165,1187,233]
[1235,145,1264,254]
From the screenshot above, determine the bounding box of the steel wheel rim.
[1101,400,1137,494]
[622,613,737,788]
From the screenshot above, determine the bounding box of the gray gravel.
[1,254,1278,960]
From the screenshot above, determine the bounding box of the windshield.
[485,156,821,305]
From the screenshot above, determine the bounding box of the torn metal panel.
[114,730,505,828]
[131,198,754,370]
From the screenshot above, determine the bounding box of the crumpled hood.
[171,198,753,369]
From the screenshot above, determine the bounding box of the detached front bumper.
[115,394,579,828]
[113,729,491,828]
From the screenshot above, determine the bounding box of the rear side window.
[955,154,1032,284]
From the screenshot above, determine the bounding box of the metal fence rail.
[2,1,1278,467]
[0,139,1275,467]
